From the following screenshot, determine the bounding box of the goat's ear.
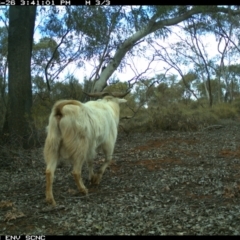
[118,98,127,103]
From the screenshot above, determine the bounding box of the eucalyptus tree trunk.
[2,6,37,148]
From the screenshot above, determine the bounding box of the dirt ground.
[1,120,240,235]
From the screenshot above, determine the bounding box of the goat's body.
[44,97,126,205]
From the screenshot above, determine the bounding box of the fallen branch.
[202,125,224,131]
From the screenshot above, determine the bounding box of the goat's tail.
[44,100,84,158]
[53,100,82,122]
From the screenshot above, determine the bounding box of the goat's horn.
[110,91,130,98]
[84,91,130,98]
[83,92,110,97]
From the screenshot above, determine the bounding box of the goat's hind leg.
[45,152,58,206]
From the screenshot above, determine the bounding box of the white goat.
[44,93,127,205]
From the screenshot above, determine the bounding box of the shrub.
[211,103,238,120]
[120,102,219,133]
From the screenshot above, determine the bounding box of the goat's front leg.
[91,143,113,185]
[87,158,95,182]
[72,158,88,195]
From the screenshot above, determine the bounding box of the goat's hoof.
[91,174,101,185]
[80,188,88,195]
[46,197,56,206]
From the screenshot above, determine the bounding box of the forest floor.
[1,119,240,235]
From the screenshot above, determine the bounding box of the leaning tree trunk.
[91,6,240,93]
[2,6,37,148]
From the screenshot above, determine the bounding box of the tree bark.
[2,6,37,148]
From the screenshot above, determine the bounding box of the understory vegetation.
[2,79,239,146]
